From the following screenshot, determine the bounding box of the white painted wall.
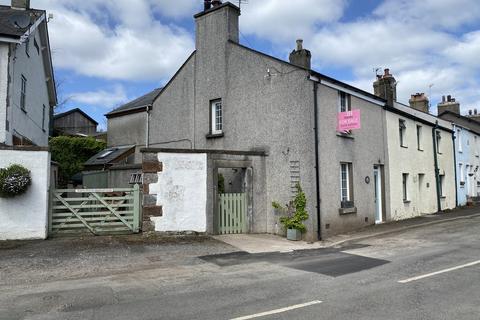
[149,152,207,232]
[0,149,50,240]
[386,103,456,221]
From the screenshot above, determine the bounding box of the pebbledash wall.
[0,147,51,240]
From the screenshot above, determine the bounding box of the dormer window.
[211,99,223,135]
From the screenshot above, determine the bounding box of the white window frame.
[458,129,462,153]
[340,163,353,206]
[20,75,27,110]
[439,174,445,197]
[436,131,441,154]
[338,91,350,113]
[416,125,422,150]
[399,119,406,147]
[475,135,479,157]
[459,163,465,184]
[211,100,223,135]
[402,173,409,201]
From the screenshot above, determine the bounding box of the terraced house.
[107,1,458,240]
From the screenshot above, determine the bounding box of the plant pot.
[286,228,302,241]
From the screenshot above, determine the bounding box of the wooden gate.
[218,193,247,234]
[49,185,141,236]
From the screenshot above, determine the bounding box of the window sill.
[401,145,408,149]
[339,206,357,215]
[336,132,354,139]
[206,133,224,139]
[440,196,447,199]
[417,148,424,152]
[403,200,411,204]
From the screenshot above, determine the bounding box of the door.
[374,166,383,224]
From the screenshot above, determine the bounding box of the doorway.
[374,166,384,224]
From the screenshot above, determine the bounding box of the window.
[459,163,465,185]
[20,75,27,111]
[402,173,409,201]
[457,129,462,153]
[42,104,46,131]
[34,38,40,55]
[399,119,406,147]
[436,131,441,154]
[25,38,30,57]
[211,100,223,134]
[340,162,354,207]
[439,174,445,197]
[475,136,478,157]
[416,125,422,150]
[338,91,351,112]
[97,149,115,159]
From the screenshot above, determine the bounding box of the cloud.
[69,85,128,108]
[8,0,196,82]
[241,0,347,42]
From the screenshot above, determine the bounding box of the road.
[1,215,479,319]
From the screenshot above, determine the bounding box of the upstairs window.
[42,104,46,131]
[457,129,462,153]
[211,100,223,135]
[417,125,422,150]
[338,91,351,113]
[399,119,406,147]
[20,75,27,111]
[436,131,442,154]
[475,136,478,157]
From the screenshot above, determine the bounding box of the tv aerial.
[9,13,31,29]
[238,0,248,9]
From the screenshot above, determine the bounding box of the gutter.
[432,121,442,212]
[310,75,322,241]
[452,127,458,207]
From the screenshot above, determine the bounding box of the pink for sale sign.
[337,109,361,132]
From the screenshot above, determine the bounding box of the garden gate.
[218,193,247,234]
[49,185,141,236]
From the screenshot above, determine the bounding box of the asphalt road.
[1,215,479,320]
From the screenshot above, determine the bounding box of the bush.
[0,164,32,198]
[272,183,309,233]
[49,136,106,186]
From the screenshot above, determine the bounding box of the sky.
[6,0,480,130]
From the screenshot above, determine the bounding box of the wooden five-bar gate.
[218,193,247,234]
[49,185,141,236]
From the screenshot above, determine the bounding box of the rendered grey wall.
[6,30,51,146]
[108,112,147,163]
[316,84,388,238]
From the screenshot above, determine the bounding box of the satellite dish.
[9,13,31,29]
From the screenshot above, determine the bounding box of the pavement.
[215,206,480,253]
[0,207,479,319]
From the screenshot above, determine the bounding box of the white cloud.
[69,85,128,108]
[6,0,196,82]
[241,0,347,43]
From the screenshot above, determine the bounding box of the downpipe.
[432,122,442,212]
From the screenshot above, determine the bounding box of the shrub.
[0,164,32,198]
[273,183,309,233]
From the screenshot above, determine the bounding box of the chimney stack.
[204,0,212,11]
[11,0,30,10]
[409,93,429,113]
[437,94,460,115]
[289,39,311,70]
[373,68,397,107]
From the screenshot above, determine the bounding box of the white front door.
[374,166,383,224]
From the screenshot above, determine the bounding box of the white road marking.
[230,300,323,320]
[398,260,480,283]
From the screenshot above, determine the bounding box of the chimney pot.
[11,0,30,9]
[442,95,446,102]
[384,68,390,76]
[475,109,478,115]
[447,95,452,102]
[204,0,212,11]
[212,0,222,7]
[296,39,303,51]
[469,110,473,115]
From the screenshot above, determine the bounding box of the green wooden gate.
[218,193,247,234]
[49,185,141,236]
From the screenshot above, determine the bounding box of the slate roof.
[84,145,135,166]
[0,5,44,40]
[54,108,98,125]
[105,88,162,118]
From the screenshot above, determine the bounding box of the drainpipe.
[313,80,322,240]
[145,105,150,148]
[432,121,442,212]
[452,128,458,207]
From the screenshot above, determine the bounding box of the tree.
[50,136,106,186]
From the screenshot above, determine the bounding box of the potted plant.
[272,183,309,241]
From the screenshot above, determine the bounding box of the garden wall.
[0,147,51,240]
